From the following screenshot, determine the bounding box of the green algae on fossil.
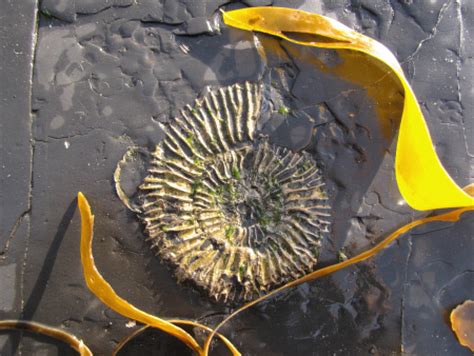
[116,81,331,303]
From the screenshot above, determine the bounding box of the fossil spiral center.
[197,151,286,245]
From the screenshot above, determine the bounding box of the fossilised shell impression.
[120,82,331,303]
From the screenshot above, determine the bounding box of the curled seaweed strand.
[78,192,240,356]
[78,193,203,355]
[113,320,240,356]
[0,320,92,356]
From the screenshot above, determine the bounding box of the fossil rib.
[126,81,330,303]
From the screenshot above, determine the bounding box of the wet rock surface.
[0,0,472,355]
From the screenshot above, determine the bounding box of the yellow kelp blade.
[77,193,203,355]
[223,7,474,210]
[0,320,92,356]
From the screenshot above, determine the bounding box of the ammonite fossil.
[116,82,331,303]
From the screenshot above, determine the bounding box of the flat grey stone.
[1,0,472,354]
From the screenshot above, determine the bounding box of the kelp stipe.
[222,7,474,210]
